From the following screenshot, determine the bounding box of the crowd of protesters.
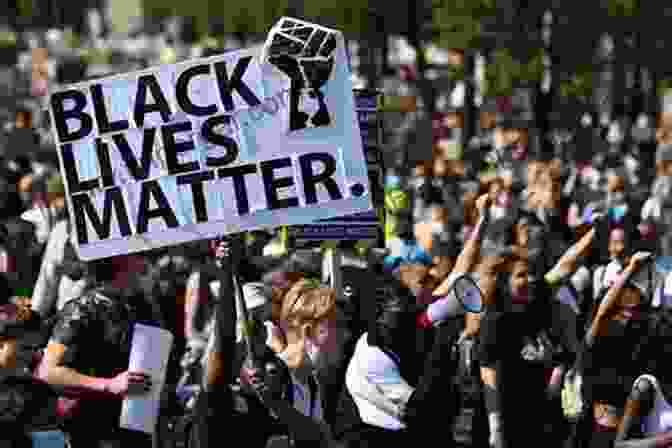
[4,17,672,448]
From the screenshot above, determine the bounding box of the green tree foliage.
[142,0,289,37]
[433,0,496,50]
[16,0,33,17]
[302,1,375,36]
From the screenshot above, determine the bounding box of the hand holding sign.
[107,370,153,397]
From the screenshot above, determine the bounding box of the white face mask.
[305,336,336,372]
[581,114,592,127]
[305,327,346,371]
[305,337,322,365]
[408,177,426,190]
[607,123,623,145]
[431,222,445,235]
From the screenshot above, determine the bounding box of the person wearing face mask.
[30,174,84,321]
[333,195,491,448]
[191,238,333,448]
[275,279,341,424]
[592,227,628,303]
[479,203,582,448]
[574,252,654,448]
[488,107,532,191]
[582,168,632,227]
[335,270,470,448]
[20,171,67,247]
[641,144,672,255]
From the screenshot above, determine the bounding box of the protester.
[36,255,158,448]
[0,302,63,448]
[2,16,672,448]
[191,238,332,448]
[577,251,654,448]
[614,302,672,448]
[333,194,489,447]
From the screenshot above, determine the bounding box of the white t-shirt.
[346,333,414,430]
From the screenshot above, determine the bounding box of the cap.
[0,303,40,339]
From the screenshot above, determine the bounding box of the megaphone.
[426,273,484,325]
[452,274,484,313]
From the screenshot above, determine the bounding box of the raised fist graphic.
[264,18,337,132]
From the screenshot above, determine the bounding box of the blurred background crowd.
[2,1,672,447]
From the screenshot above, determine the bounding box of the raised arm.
[415,194,491,335]
[545,227,596,287]
[203,243,236,392]
[31,220,68,318]
[184,269,212,349]
[36,299,151,402]
[585,252,651,347]
[431,193,491,300]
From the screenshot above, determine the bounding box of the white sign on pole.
[47,18,371,260]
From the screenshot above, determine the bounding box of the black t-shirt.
[0,369,59,446]
[49,289,140,431]
[190,386,293,448]
[579,317,648,406]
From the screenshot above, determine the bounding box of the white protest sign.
[48,17,371,260]
[120,323,173,434]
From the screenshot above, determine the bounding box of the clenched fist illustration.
[264,18,337,132]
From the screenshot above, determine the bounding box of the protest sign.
[120,323,173,434]
[48,17,372,260]
[291,89,383,241]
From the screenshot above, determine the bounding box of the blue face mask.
[405,244,433,265]
[385,175,401,188]
[609,205,627,222]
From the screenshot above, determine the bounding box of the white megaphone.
[427,273,484,325]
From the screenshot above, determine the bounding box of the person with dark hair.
[478,204,583,447]
[614,302,672,448]
[574,252,654,448]
[35,254,159,448]
[31,178,88,322]
[0,301,64,448]
[333,194,491,447]
[4,106,38,179]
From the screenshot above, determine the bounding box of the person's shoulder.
[354,334,399,372]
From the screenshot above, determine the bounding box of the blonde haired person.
[278,280,339,425]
